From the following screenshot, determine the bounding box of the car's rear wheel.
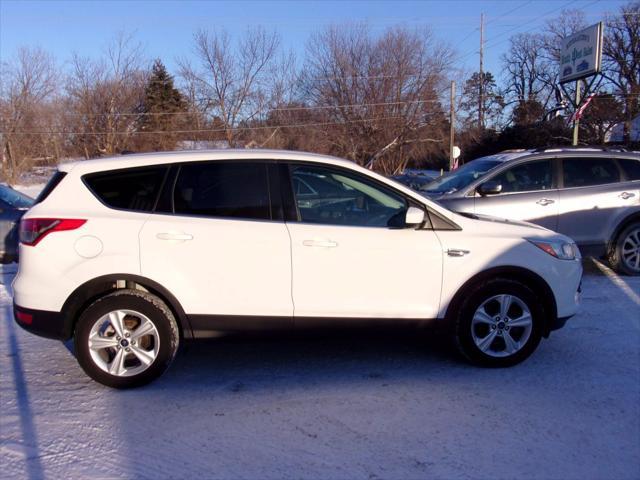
[453,279,544,367]
[74,289,179,388]
[608,223,640,276]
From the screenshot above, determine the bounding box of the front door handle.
[536,198,555,206]
[303,239,338,248]
[620,191,636,200]
[447,249,470,257]
[156,232,193,241]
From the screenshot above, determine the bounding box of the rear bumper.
[13,303,70,340]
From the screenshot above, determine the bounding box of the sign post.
[573,80,581,146]
[558,22,604,146]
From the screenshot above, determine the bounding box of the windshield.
[0,185,33,208]
[421,159,502,194]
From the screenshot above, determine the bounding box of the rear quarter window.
[83,166,168,212]
[34,171,66,204]
[618,158,640,181]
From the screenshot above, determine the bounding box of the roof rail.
[530,145,630,154]
[500,149,529,153]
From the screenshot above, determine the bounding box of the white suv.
[14,150,582,388]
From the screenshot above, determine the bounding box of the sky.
[0,0,628,82]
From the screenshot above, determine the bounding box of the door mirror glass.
[405,206,425,226]
[478,181,502,196]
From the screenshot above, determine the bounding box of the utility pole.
[478,13,484,131]
[572,80,581,146]
[450,80,456,171]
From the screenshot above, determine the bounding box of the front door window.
[290,165,407,228]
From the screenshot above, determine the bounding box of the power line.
[485,0,534,26]
[452,1,533,52]
[47,98,450,118]
[456,0,592,64]
[6,114,427,136]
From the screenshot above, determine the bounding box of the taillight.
[19,218,87,246]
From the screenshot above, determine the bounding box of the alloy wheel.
[87,309,160,377]
[621,227,640,273]
[471,294,533,358]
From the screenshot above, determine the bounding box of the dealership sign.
[559,22,603,83]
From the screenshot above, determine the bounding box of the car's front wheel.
[453,279,544,367]
[74,289,179,388]
[608,223,640,276]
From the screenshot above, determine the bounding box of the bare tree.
[542,9,587,63]
[179,27,280,147]
[501,33,552,105]
[301,24,454,174]
[65,31,147,158]
[603,1,640,142]
[0,47,58,183]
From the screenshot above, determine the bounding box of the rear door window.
[84,166,168,212]
[618,158,640,181]
[490,160,553,193]
[173,162,272,220]
[562,158,620,188]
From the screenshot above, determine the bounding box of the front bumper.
[14,303,70,340]
[548,279,581,333]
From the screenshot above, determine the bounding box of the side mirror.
[405,206,425,227]
[478,180,502,196]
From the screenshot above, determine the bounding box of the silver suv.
[421,147,640,275]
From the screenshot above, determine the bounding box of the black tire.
[74,289,180,388]
[608,222,640,276]
[453,278,544,367]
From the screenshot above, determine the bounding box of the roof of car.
[471,146,639,165]
[59,149,358,175]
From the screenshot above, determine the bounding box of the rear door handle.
[156,232,193,241]
[620,192,636,200]
[303,239,338,248]
[536,198,555,206]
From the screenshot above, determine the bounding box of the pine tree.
[459,72,505,132]
[138,59,186,151]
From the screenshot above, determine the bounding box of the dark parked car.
[0,184,33,263]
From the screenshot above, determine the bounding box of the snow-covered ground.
[1,259,639,480]
[2,182,640,479]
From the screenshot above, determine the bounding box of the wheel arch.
[60,274,194,341]
[443,266,558,338]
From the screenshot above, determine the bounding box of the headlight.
[528,239,580,260]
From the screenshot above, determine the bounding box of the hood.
[447,210,576,246]
[420,191,443,200]
[454,211,549,231]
